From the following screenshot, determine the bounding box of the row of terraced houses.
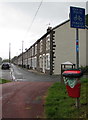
[12,20,88,75]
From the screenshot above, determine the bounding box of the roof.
[61,61,75,65]
[53,19,88,30]
[53,19,70,30]
[25,19,88,52]
[27,20,70,50]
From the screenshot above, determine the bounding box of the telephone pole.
[9,43,11,63]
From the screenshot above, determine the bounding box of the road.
[1,64,60,118]
[11,64,60,82]
[0,64,60,82]
[0,65,12,80]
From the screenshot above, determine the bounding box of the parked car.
[1,63,10,70]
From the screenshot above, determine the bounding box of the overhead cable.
[24,0,43,39]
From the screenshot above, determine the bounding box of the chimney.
[47,26,52,32]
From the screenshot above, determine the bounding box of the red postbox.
[62,69,83,98]
[66,83,81,98]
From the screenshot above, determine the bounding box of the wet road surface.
[11,64,60,82]
[0,67,12,81]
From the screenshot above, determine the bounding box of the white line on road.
[10,68,16,81]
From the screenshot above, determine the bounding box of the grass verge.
[0,78,11,84]
[45,78,88,119]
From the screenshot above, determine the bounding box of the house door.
[43,54,45,73]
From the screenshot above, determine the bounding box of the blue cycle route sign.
[70,6,85,29]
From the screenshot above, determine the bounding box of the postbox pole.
[76,28,80,108]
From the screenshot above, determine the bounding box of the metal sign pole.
[76,28,79,69]
[70,6,85,109]
[76,28,80,108]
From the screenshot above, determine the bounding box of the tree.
[2,59,9,63]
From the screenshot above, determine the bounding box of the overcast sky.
[0,0,87,59]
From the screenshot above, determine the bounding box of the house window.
[32,47,34,56]
[39,55,43,68]
[35,44,37,55]
[40,40,43,53]
[25,59,27,65]
[28,58,32,67]
[46,35,50,51]
[34,56,37,68]
[46,53,50,70]
[30,48,32,57]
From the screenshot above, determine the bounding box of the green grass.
[45,78,88,119]
[0,78,11,84]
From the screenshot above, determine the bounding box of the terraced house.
[12,20,88,75]
[25,27,54,74]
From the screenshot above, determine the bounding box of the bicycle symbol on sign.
[74,15,82,21]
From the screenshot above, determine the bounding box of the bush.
[80,66,88,74]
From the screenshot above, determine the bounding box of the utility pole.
[9,43,11,63]
[25,48,28,68]
[22,41,24,68]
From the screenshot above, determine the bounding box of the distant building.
[12,20,88,75]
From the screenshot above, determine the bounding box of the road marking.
[10,68,16,81]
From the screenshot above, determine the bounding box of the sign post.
[76,28,79,69]
[70,6,85,108]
